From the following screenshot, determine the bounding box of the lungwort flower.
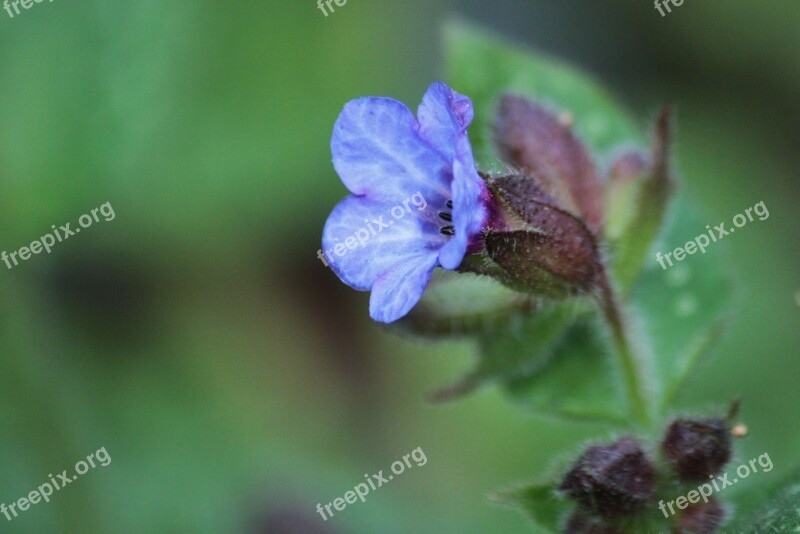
[321,82,491,323]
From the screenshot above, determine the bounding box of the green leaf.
[490,476,568,533]
[504,318,630,425]
[429,300,580,402]
[445,20,643,169]
[443,21,730,422]
[631,192,733,410]
[734,472,800,532]
[436,296,632,425]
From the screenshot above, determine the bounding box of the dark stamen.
[440,226,455,236]
[445,200,453,209]
[438,212,452,222]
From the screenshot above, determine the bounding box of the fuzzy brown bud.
[565,511,623,534]
[494,94,604,232]
[559,437,657,518]
[674,499,726,533]
[662,418,732,482]
[485,175,602,295]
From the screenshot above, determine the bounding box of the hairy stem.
[598,273,651,426]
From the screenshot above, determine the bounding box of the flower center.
[439,200,455,235]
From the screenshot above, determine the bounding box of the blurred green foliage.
[0,1,797,532]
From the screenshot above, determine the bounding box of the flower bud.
[662,418,732,482]
[494,94,604,232]
[604,150,649,240]
[564,511,622,534]
[675,499,726,533]
[485,174,602,296]
[609,151,650,187]
[559,437,657,518]
[604,105,675,290]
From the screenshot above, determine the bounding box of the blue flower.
[321,82,490,323]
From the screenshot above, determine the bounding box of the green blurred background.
[0,0,797,532]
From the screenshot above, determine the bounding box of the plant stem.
[598,273,651,426]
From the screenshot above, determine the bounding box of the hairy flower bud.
[662,418,732,482]
[675,499,726,533]
[484,174,603,296]
[559,437,657,518]
[494,94,604,232]
[564,511,622,534]
[608,151,650,187]
[604,105,674,289]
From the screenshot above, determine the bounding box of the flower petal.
[322,195,445,291]
[417,82,474,160]
[438,135,488,270]
[369,253,439,323]
[331,97,450,202]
